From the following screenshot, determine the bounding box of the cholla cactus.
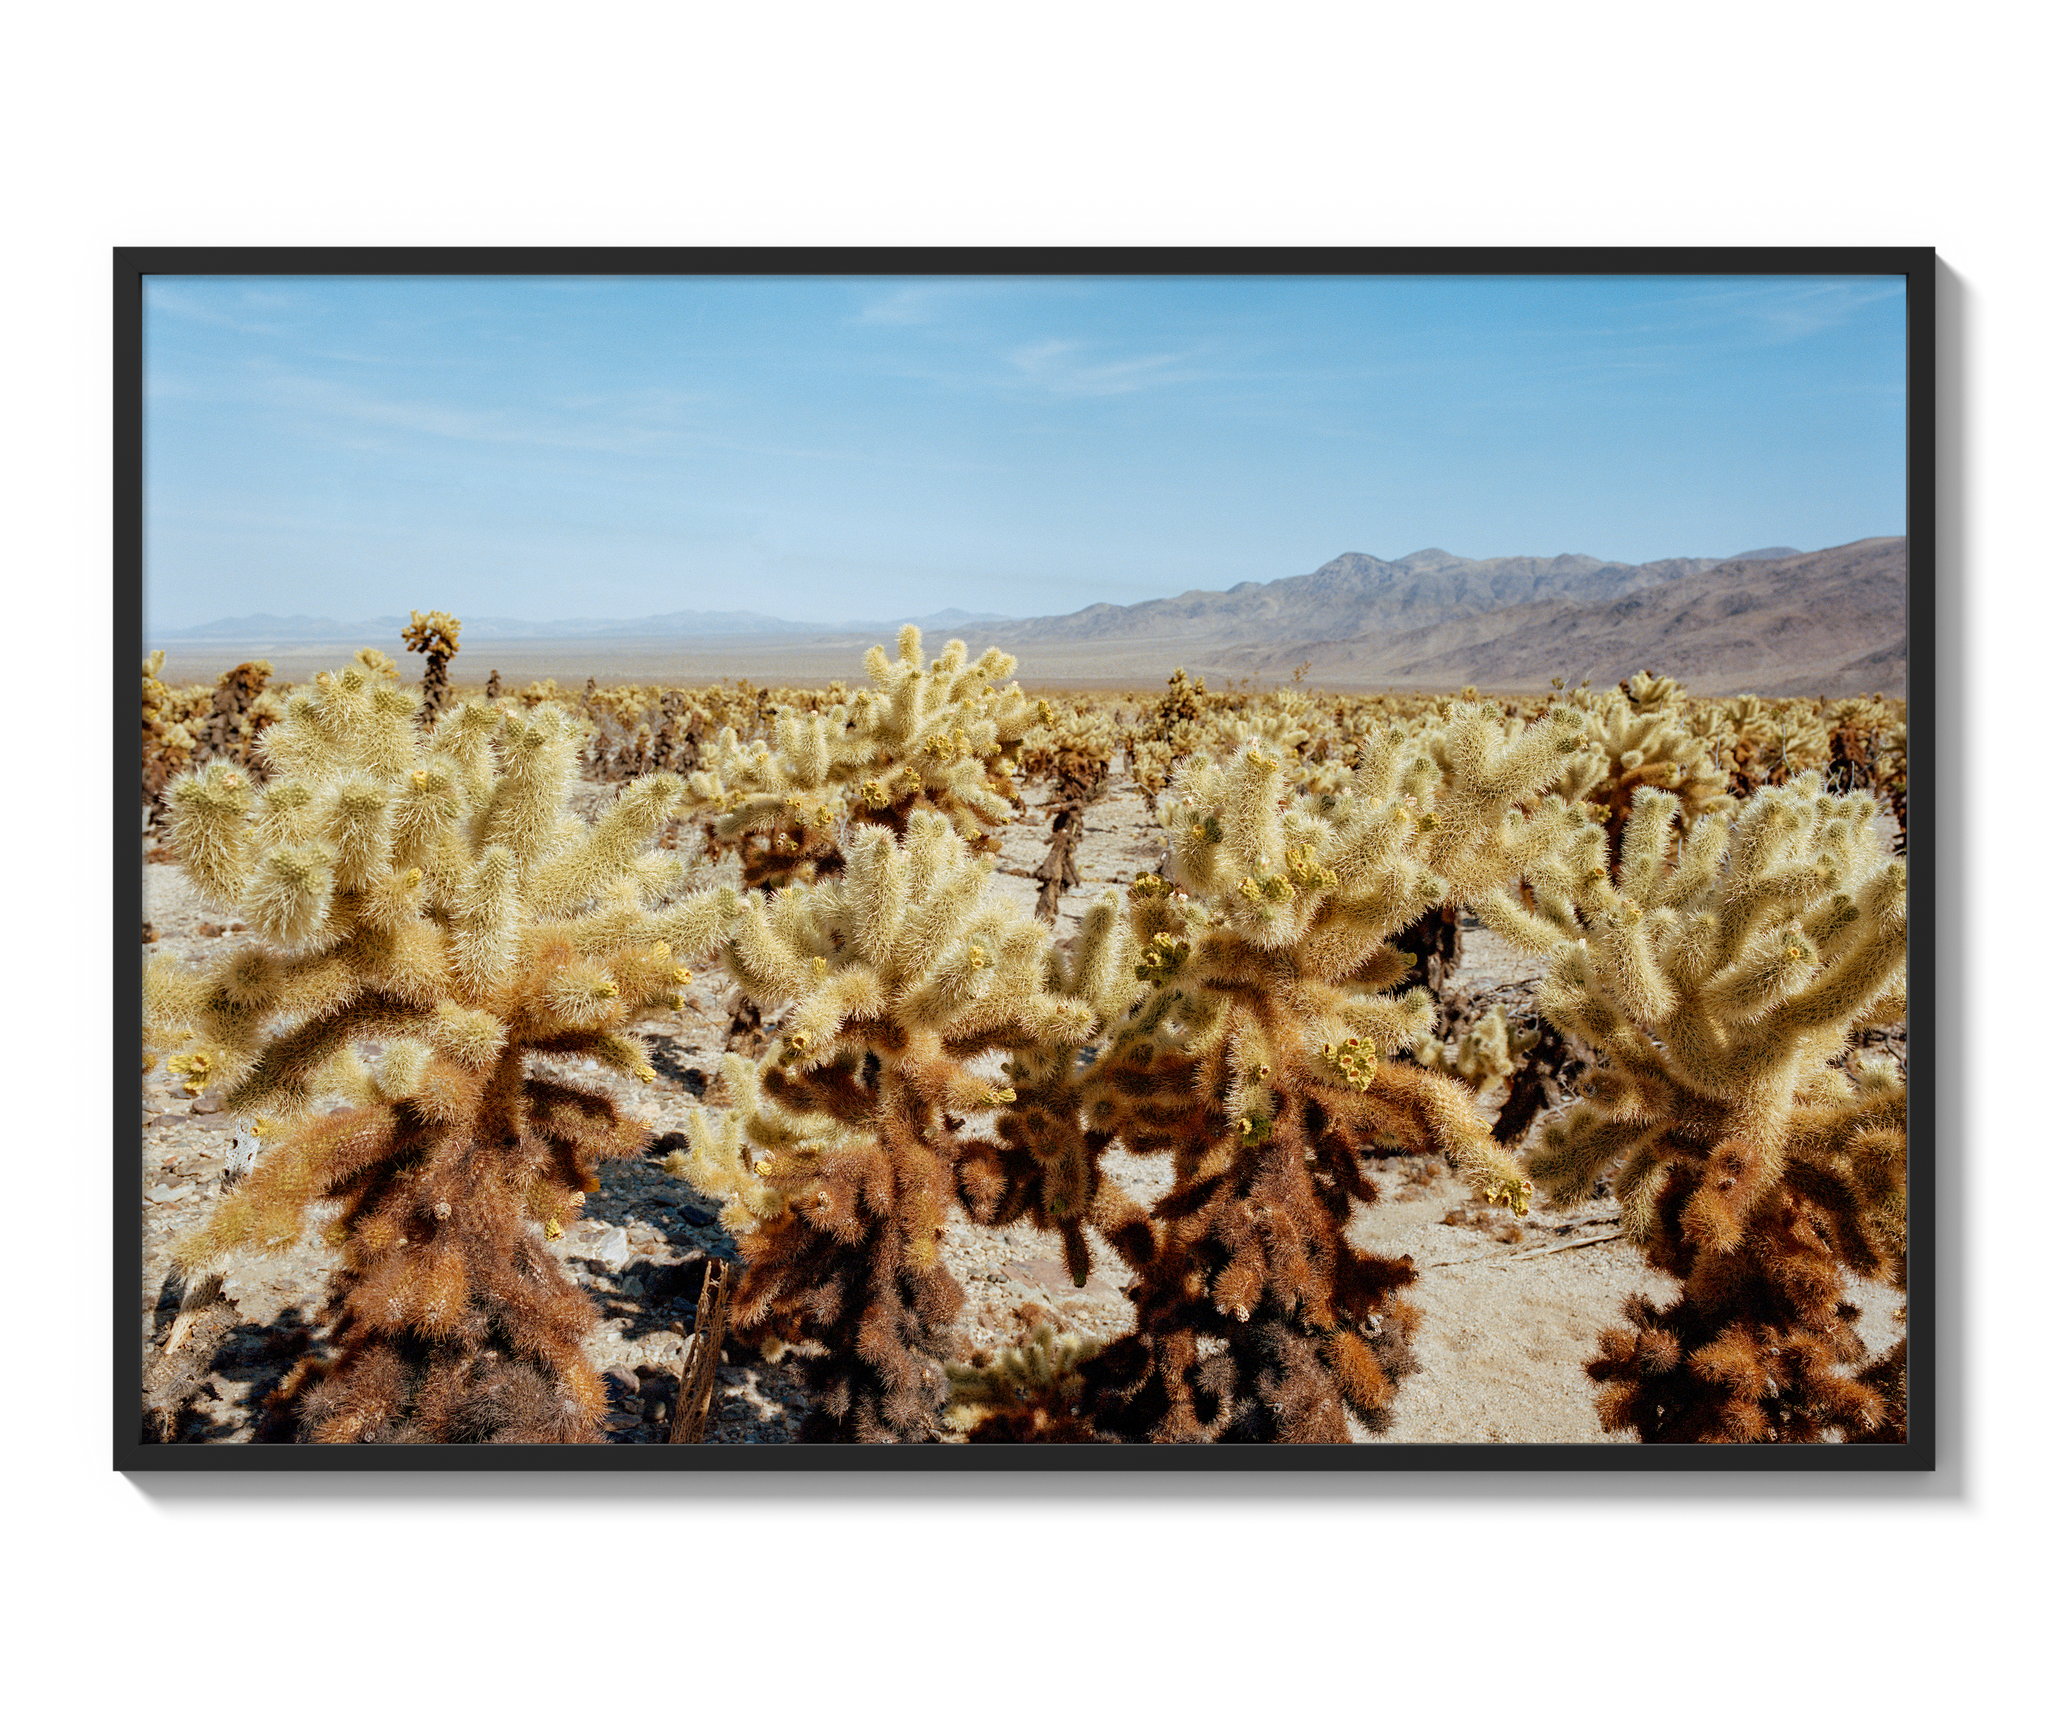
[1556,678,1733,871]
[401,609,462,723]
[142,651,197,817]
[1414,1000,1536,1102]
[1510,777,1909,1442]
[666,810,1095,1440]
[1075,705,1589,1442]
[687,627,1030,892]
[944,1325,1104,1441]
[1152,667,1207,752]
[147,660,736,1442]
[952,897,1150,1283]
[193,660,280,776]
[1018,697,1114,802]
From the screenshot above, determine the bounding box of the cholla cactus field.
[138,635,1909,1445]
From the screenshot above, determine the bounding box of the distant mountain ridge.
[147,538,1904,697]
[981,545,1817,650]
[149,606,1015,644]
[148,545,1816,647]
[1209,538,1907,695]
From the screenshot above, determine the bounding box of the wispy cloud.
[146,283,295,338]
[1002,336,1205,397]
[850,279,1085,328]
[854,283,971,327]
[249,369,703,459]
[1635,278,1906,345]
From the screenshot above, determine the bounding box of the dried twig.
[669,1258,731,1444]
[1486,1230,1626,1267]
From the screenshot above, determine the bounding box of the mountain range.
[149,605,1015,643]
[147,539,1906,696]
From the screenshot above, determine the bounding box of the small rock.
[587,1226,631,1272]
[680,1205,715,1228]
[626,1222,663,1246]
[191,1093,225,1116]
[144,1184,189,1204]
[198,922,224,938]
[142,922,158,944]
[604,1366,640,1397]
[229,922,246,933]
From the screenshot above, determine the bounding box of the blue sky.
[142,272,1907,630]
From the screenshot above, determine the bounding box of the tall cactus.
[1501,776,1910,1442]
[147,661,736,1441]
[666,810,1096,1440]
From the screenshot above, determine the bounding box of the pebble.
[587,1226,631,1271]
[604,1366,640,1397]
[191,1094,225,1116]
[681,1206,715,1228]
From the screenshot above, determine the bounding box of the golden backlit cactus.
[1555,677,1734,871]
[684,626,1030,891]
[944,1325,1104,1441]
[1414,1000,1536,1102]
[148,658,738,1442]
[666,809,1095,1441]
[1507,776,1909,1442]
[1073,705,1589,1442]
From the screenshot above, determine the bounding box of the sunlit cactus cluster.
[1503,776,1909,1441]
[147,653,736,1441]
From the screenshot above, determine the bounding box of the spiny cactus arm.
[647,884,746,960]
[522,1077,652,1212]
[447,845,523,998]
[142,954,208,1056]
[1365,1059,1534,1213]
[1751,863,1908,1042]
[474,708,579,869]
[166,764,256,906]
[425,698,501,802]
[221,990,438,1116]
[523,772,685,916]
[724,890,834,1005]
[173,1104,403,1276]
[149,940,376,1089]
[1054,895,1141,1021]
[670,1050,885,1236]
[1325,985,1436,1059]
[1537,948,1678,1094]
[1525,1104,1665,1208]
[844,814,945,969]
[1468,884,1576,956]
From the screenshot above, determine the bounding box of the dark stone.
[603,1366,640,1397]
[639,1249,716,1302]
[681,1205,715,1228]
[198,922,224,938]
